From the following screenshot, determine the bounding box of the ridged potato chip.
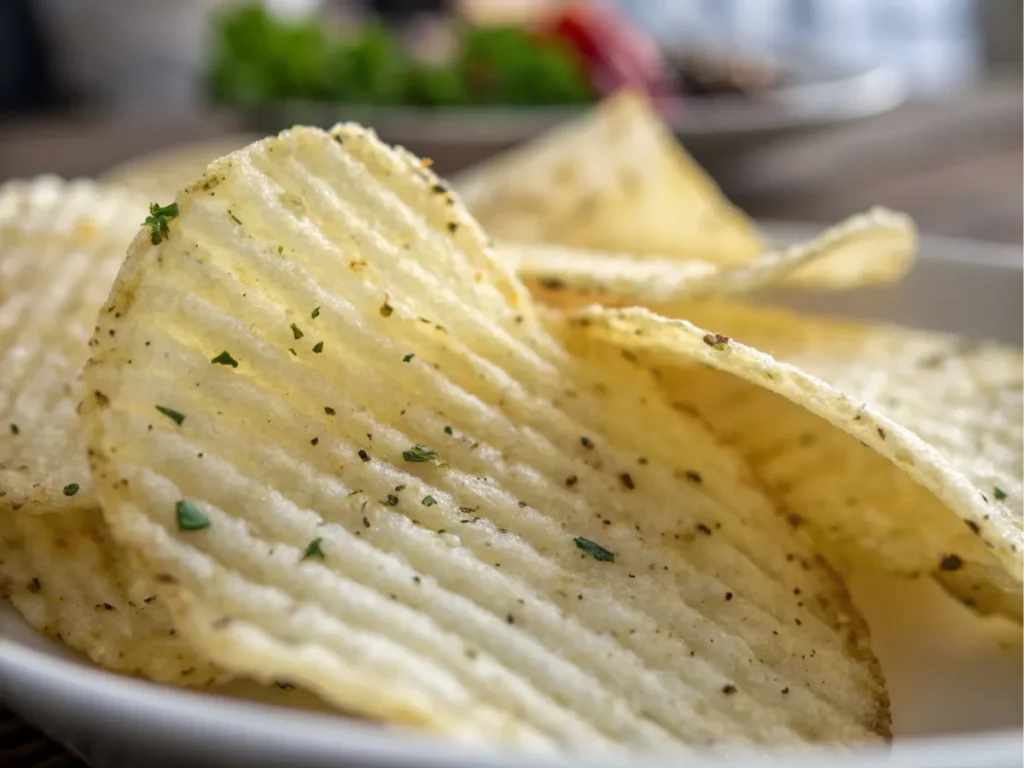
[0,176,223,684]
[82,124,889,751]
[0,177,145,514]
[567,305,1023,621]
[506,207,916,308]
[0,506,224,684]
[452,91,764,266]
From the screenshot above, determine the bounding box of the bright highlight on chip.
[564,304,1023,621]
[81,124,889,750]
[505,207,916,307]
[453,91,765,265]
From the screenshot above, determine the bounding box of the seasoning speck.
[290,323,304,340]
[358,449,370,462]
[422,495,438,506]
[176,500,210,531]
[10,423,19,435]
[312,341,324,354]
[155,405,185,425]
[62,483,80,497]
[994,486,1008,501]
[311,306,320,319]
[211,350,238,368]
[143,202,179,245]
[302,538,325,560]
[324,406,336,415]
[702,333,730,350]
[939,554,963,571]
[403,353,415,363]
[574,537,616,563]
[403,444,438,463]
[619,472,635,490]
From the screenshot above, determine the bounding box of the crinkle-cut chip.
[81,123,889,751]
[101,135,261,201]
[0,176,149,514]
[565,305,1023,621]
[504,208,916,308]
[451,91,764,266]
[0,506,225,685]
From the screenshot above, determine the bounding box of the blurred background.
[0,0,1020,242]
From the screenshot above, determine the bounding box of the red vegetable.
[536,2,676,100]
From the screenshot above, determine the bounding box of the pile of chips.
[1,92,1019,755]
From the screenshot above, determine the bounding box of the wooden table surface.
[1,80,1021,768]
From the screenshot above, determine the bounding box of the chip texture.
[0,177,147,514]
[506,207,915,307]
[453,91,764,264]
[569,305,1023,621]
[82,125,888,750]
[0,506,225,684]
[0,176,225,684]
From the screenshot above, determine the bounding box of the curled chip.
[0,177,223,684]
[566,304,1023,621]
[82,124,889,750]
[101,135,260,201]
[505,207,916,308]
[452,91,764,266]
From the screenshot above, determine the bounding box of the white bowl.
[1,224,1021,767]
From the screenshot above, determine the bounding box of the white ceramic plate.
[1,225,1021,768]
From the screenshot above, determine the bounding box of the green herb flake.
[574,536,616,563]
[402,353,415,363]
[458,507,476,515]
[277,245,284,255]
[156,405,185,425]
[422,495,438,506]
[9,423,19,436]
[403,444,438,463]
[62,483,80,497]
[994,486,1008,501]
[176,500,210,531]
[290,323,304,340]
[301,537,325,561]
[312,341,324,354]
[211,350,239,368]
[143,202,179,245]
[324,406,336,415]
[385,494,400,506]
[702,332,730,351]
[311,306,320,319]
[443,426,453,435]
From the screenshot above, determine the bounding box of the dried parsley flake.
[574,536,616,563]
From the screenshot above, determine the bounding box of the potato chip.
[505,207,915,308]
[0,506,225,685]
[0,176,225,685]
[452,91,764,265]
[566,305,1023,621]
[102,135,260,201]
[82,124,888,749]
[0,177,147,513]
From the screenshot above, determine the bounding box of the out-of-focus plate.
[1,226,1020,768]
